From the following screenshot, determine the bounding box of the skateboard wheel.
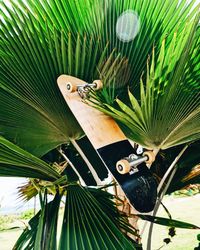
[92,80,103,90]
[116,159,131,174]
[143,151,155,164]
[66,82,77,93]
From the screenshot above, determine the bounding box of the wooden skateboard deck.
[57,75,157,212]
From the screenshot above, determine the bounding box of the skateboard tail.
[97,140,158,213]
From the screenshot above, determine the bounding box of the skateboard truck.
[116,151,155,175]
[66,80,103,94]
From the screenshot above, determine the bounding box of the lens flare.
[116,10,140,42]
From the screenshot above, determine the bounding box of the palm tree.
[0,0,199,249]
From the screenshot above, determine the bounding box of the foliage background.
[0,0,199,249]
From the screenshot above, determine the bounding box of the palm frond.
[137,214,200,229]
[18,0,199,88]
[59,184,136,250]
[94,17,200,150]
[0,136,61,180]
[34,191,61,250]
[0,2,81,155]
[14,185,139,250]
[0,0,127,156]
[95,0,200,89]
[13,191,61,250]
[0,1,199,156]
[17,180,39,202]
[13,211,40,250]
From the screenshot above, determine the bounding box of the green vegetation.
[19,209,35,220]
[0,214,16,231]
[0,0,199,249]
[0,209,34,232]
[173,185,200,197]
[141,194,200,249]
[0,195,199,249]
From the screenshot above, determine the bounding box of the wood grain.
[57,75,126,149]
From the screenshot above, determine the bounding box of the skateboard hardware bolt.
[66,83,71,90]
[117,164,124,171]
[85,83,97,88]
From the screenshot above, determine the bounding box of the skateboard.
[57,75,158,213]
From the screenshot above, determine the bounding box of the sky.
[0,177,35,214]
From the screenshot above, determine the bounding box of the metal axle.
[128,155,148,167]
[78,83,97,88]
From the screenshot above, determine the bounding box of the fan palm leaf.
[0,0,199,249]
[0,0,199,157]
[0,1,125,156]
[16,0,199,88]
[94,17,200,150]
[14,185,139,250]
[0,136,61,180]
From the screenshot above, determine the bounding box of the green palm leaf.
[14,185,139,250]
[0,136,61,180]
[0,2,82,156]
[137,214,200,229]
[0,0,127,156]
[94,17,200,150]
[94,0,199,88]
[34,191,61,250]
[59,185,135,250]
[13,211,40,250]
[0,0,199,157]
[13,191,61,250]
[17,0,199,88]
